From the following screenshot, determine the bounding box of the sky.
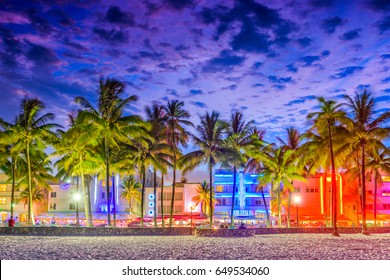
[0,0,389,181]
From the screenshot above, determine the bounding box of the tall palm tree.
[249,146,304,227]
[366,148,390,226]
[163,100,192,227]
[18,187,45,209]
[75,78,147,226]
[224,111,255,226]
[191,181,217,218]
[1,98,61,224]
[342,91,390,234]
[307,97,348,236]
[277,127,302,228]
[178,111,234,228]
[146,104,172,227]
[120,176,142,215]
[52,114,99,226]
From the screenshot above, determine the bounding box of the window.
[217,198,226,206]
[69,204,75,210]
[0,185,7,192]
[50,192,57,198]
[368,190,373,195]
[102,192,105,199]
[50,203,56,210]
[176,192,183,201]
[353,205,356,211]
[0,197,6,205]
[255,199,262,206]
[382,190,390,197]
[383,204,390,210]
[306,187,318,193]
[216,185,224,192]
[366,204,373,210]
[163,192,172,201]
[174,205,182,213]
[294,187,300,193]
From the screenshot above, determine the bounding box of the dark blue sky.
[1,0,389,180]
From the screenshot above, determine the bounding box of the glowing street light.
[294,196,301,228]
[189,203,196,228]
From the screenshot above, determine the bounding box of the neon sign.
[60,183,70,190]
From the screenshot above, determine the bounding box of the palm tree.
[178,111,234,228]
[18,187,45,208]
[0,119,25,218]
[307,97,348,236]
[191,181,217,217]
[250,146,304,227]
[52,114,99,226]
[75,78,147,226]
[1,98,61,224]
[366,148,390,226]
[342,91,390,234]
[120,176,142,215]
[224,111,255,226]
[163,100,192,227]
[277,127,302,228]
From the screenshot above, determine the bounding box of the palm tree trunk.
[76,176,80,226]
[230,165,237,226]
[153,170,157,228]
[112,173,116,227]
[161,174,164,228]
[209,161,213,228]
[141,166,146,228]
[80,164,91,227]
[287,189,291,228]
[11,158,16,217]
[26,142,35,225]
[260,186,270,227]
[277,186,282,227]
[361,144,368,234]
[105,138,111,226]
[328,123,339,236]
[169,123,176,228]
[87,178,93,226]
[374,173,378,226]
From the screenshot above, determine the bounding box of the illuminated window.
[0,197,6,205]
[216,185,224,192]
[382,190,390,197]
[50,192,56,198]
[0,185,7,192]
[50,203,56,210]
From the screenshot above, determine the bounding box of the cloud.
[202,50,246,72]
[300,55,321,66]
[321,16,346,33]
[381,76,390,83]
[189,89,202,95]
[366,0,390,11]
[105,6,135,26]
[26,43,59,66]
[340,28,361,40]
[231,27,271,53]
[93,28,128,43]
[268,76,293,84]
[191,101,207,108]
[286,63,298,73]
[296,37,312,48]
[331,66,364,79]
[381,54,390,60]
[376,16,390,33]
[284,95,317,106]
[165,0,193,10]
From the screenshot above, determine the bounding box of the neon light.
[215,174,233,177]
[238,173,246,210]
[149,194,154,200]
[116,174,119,205]
[149,202,154,207]
[148,210,154,215]
[60,183,70,190]
[320,176,324,214]
[215,193,270,198]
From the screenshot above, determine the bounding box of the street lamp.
[74,193,81,226]
[189,203,196,228]
[294,196,301,228]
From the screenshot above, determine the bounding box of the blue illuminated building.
[214,169,271,225]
